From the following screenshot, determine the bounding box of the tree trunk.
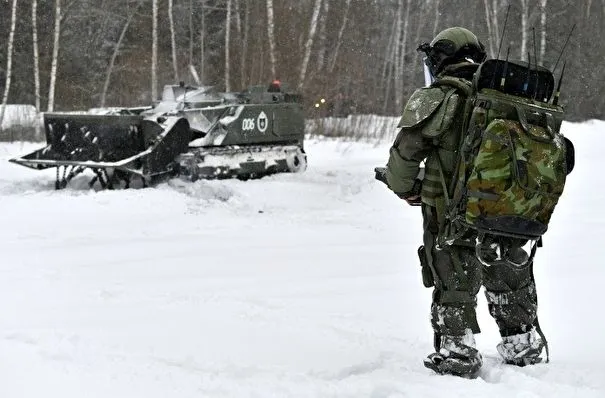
[234,0,242,87]
[328,0,351,73]
[539,0,547,65]
[47,0,61,112]
[379,14,398,105]
[483,0,502,58]
[432,0,441,37]
[266,0,277,78]
[520,0,528,61]
[151,0,158,101]
[392,1,404,110]
[298,0,322,90]
[169,0,179,81]
[240,0,249,88]
[483,0,495,57]
[395,0,411,109]
[189,0,194,67]
[411,1,433,79]
[200,2,205,84]
[225,0,232,91]
[381,15,398,113]
[491,0,500,52]
[100,2,140,107]
[0,0,19,131]
[32,0,42,139]
[316,0,329,72]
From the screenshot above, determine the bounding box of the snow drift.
[0,120,603,397]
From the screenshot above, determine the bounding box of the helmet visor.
[423,57,435,86]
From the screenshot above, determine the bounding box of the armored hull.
[10,83,307,189]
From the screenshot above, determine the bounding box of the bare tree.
[189,0,194,67]
[0,0,601,121]
[519,0,529,61]
[381,13,399,113]
[411,1,434,78]
[152,0,158,100]
[539,0,547,64]
[298,0,323,90]
[316,0,330,71]
[169,0,179,81]
[101,2,141,107]
[432,0,441,37]
[483,0,503,58]
[200,1,206,84]
[225,0,232,91]
[47,0,61,112]
[328,0,351,73]
[395,0,411,109]
[232,0,242,86]
[240,0,250,88]
[32,0,41,138]
[266,0,277,78]
[0,0,19,130]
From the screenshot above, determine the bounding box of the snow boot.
[497,329,544,366]
[424,332,483,378]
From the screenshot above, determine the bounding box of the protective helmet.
[418,27,487,77]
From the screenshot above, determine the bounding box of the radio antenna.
[532,28,539,100]
[552,61,566,106]
[495,4,511,60]
[552,24,576,74]
[490,3,511,89]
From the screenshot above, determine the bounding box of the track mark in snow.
[5,332,37,346]
[166,179,238,203]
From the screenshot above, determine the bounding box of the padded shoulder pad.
[421,89,462,139]
[397,87,445,128]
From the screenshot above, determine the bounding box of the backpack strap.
[431,77,476,239]
[433,76,473,97]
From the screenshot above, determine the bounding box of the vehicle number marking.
[242,118,255,131]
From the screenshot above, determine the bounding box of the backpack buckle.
[477,100,491,110]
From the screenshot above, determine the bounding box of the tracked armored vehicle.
[9,82,306,189]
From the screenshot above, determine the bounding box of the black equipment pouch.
[418,245,434,288]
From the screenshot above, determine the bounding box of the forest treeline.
[0,0,603,124]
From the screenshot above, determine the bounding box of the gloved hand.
[397,192,421,206]
[374,167,388,186]
[403,194,421,206]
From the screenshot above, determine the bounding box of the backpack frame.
[434,59,569,267]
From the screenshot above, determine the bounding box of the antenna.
[552,24,576,74]
[552,61,566,105]
[532,28,539,100]
[495,4,511,60]
[490,4,511,89]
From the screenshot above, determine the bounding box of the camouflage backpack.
[434,59,573,264]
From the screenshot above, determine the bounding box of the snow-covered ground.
[0,120,603,397]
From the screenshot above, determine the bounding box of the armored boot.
[497,329,544,366]
[424,330,483,377]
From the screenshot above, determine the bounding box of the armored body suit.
[385,62,544,375]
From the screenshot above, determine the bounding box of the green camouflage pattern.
[464,119,567,236]
[397,87,445,128]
